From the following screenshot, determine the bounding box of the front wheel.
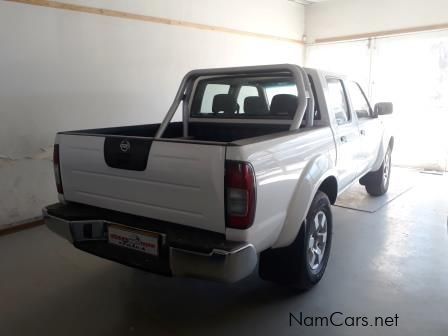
[259,191,333,291]
[362,146,392,196]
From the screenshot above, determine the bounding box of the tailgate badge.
[120,139,131,153]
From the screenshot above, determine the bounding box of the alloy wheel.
[307,210,328,271]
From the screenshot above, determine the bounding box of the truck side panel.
[225,127,336,251]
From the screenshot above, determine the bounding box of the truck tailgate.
[58,134,226,233]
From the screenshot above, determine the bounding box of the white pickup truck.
[44,64,393,290]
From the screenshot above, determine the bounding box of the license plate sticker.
[108,225,159,256]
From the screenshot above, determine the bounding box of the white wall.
[0,0,305,228]
[306,0,448,43]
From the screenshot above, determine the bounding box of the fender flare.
[272,153,338,248]
[370,132,394,172]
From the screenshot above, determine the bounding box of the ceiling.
[288,0,330,5]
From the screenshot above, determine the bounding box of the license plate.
[108,224,159,256]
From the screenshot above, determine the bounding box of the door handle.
[340,136,348,143]
[360,129,366,136]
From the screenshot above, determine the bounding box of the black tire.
[259,191,332,291]
[361,146,392,196]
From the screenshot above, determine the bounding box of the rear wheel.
[362,146,392,196]
[259,191,332,291]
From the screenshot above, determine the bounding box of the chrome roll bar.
[155,64,314,139]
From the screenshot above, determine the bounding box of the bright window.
[347,81,371,119]
[191,76,299,119]
[307,31,448,171]
[237,86,259,114]
[265,83,298,106]
[199,84,230,114]
[326,78,350,125]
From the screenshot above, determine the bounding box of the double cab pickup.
[44,64,393,290]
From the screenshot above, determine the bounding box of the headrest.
[270,94,298,116]
[212,94,237,115]
[244,96,269,115]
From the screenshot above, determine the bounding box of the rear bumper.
[43,204,257,283]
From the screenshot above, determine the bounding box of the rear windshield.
[190,75,299,120]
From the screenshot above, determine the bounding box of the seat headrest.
[270,94,298,116]
[212,94,237,115]
[244,96,269,115]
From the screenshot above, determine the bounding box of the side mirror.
[374,102,393,116]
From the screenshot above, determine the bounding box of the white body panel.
[357,117,384,175]
[226,127,335,251]
[332,122,362,190]
[59,135,226,233]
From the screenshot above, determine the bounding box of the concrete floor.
[1,169,447,336]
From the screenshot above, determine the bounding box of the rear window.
[190,75,300,119]
[265,82,298,105]
[199,84,230,114]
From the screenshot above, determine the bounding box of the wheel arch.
[272,153,337,248]
[371,133,394,172]
[317,176,338,205]
[389,136,395,150]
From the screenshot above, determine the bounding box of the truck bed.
[63,122,290,143]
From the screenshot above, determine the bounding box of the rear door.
[58,134,226,233]
[326,77,362,191]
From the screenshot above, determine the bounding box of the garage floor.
[1,169,447,336]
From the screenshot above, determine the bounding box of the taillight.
[53,144,63,194]
[225,161,256,229]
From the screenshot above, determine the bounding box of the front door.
[346,81,382,174]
